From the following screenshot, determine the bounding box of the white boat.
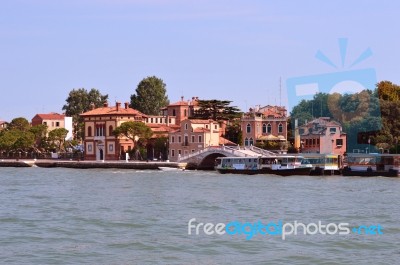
[215,155,312,176]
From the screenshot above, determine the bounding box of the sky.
[1,0,400,122]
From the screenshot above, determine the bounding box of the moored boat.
[342,153,400,177]
[215,155,312,176]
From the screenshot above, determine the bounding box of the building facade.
[168,119,234,162]
[298,117,347,155]
[0,121,7,131]
[31,113,73,140]
[81,102,147,160]
[241,105,288,147]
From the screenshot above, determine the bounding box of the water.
[0,167,399,264]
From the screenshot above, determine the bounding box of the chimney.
[116,102,121,111]
[124,102,129,109]
[103,102,108,107]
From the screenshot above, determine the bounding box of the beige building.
[31,113,73,140]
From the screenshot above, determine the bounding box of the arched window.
[88,126,92,137]
[184,109,187,117]
[249,138,254,146]
[109,125,113,136]
[278,123,283,133]
[244,138,249,146]
[262,123,267,133]
[246,123,251,133]
[267,124,272,134]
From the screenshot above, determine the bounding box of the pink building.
[241,105,287,147]
[161,96,200,126]
[168,119,235,161]
[298,117,347,155]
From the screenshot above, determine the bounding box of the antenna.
[279,77,282,106]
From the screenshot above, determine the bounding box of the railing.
[248,145,276,156]
[177,145,252,162]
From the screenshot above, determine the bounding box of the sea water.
[0,167,399,264]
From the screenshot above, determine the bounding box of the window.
[336,139,343,146]
[246,124,251,133]
[205,125,209,129]
[191,150,195,153]
[278,123,283,133]
[267,124,272,134]
[198,136,202,143]
[185,123,188,130]
[56,122,60,127]
[151,118,154,123]
[171,149,175,157]
[262,124,267,133]
[249,138,254,146]
[257,123,260,133]
[178,136,182,143]
[178,150,182,155]
[191,135,195,143]
[245,138,249,146]
[330,128,337,134]
[96,124,105,136]
[109,125,113,136]
[172,109,176,116]
[184,136,189,146]
[171,136,175,143]
[215,125,218,130]
[43,122,47,125]
[88,126,92,137]
[184,109,187,117]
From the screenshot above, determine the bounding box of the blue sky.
[1,0,399,121]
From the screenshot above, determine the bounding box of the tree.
[62,88,108,140]
[192,99,242,120]
[48,128,69,151]
[29,124,48,150]
[8,117,30,131]
[113,121,153,147]
[130,76,169,115]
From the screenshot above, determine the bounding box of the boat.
[215,155,312,176]
[158,166,185,171]
[342,153,400,177]
[302,153,342,175]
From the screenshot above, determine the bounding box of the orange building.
[81,102,147,160]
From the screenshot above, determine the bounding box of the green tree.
[29,124,48,149]
[192,99,242,120]
[113,121,153,147]
[62,88,108,140]
[48,128,69,151]
[8,117,30,131]
[130,76,169,115]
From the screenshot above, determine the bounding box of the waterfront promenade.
[0,159,186,170]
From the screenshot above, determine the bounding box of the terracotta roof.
[219,137,236,146]
[81,106,146,117]
[33,113,65,120]
[169,100,189,106]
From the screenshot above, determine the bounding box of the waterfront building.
[241,105,288,147]
[31,113,73,140]
[0,120,7,131]
[168,119,235,162]
[298,117,347,156]
[161,96,200,126]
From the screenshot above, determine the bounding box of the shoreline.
[0,159,187,170]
